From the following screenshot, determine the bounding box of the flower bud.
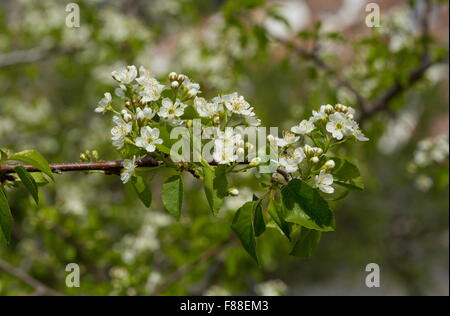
[171,81,180,89]
[323,159,335,169]
[303,144,314,156]
[228,188,239,196]
[324,104,335,115]
[335,104,348,113]
[245,142,254,151]
[92,150,99,161]
[168,72,178,81]
[177,74,186,83]
[311,156,320,163]
[213,116,220,125]
[267,135,275,143]
[346,114,354,120]
[80,153,88,162]
[121,110,133,122]
[314,147,323,156]
[186,120,193,128]
[249,157,261,167]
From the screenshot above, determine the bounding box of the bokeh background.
[0,0,448,296]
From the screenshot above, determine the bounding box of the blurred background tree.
[0,0,448,296]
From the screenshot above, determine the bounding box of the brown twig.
[0,258,63,296]
[270,33,370,113]
[149,237,235,296]
[358,54,448,123]
[1,155,290,181]
[0,45,81,68]
[0,155,163,175]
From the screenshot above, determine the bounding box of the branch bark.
[1,155,290,181]
[0,258,63,296]
[0,45,81,68]
[149,237,235,296]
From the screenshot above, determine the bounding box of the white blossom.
[314,170,334,194]
[138,79,165,103]
[135,126,163,153]
[291,119,315,135]
[275,132,299,147]
[183,77,201,97]
[136,107,155,121]
[112,65,137,84]
[158,98,187,120]
[194,97,222,118]
[213,129,242,164]
[121,157,136,184]
[278,147,306,173]
[244,115,261,127]
[310,109,327,122]
[326,112,352,140]
[115,85,127,99]
[95,92,112,114]
[111,116,132,149]
[222,93,254,116]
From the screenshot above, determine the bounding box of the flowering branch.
[0,66,370,261]
[0,155,162,175]
[0,156,292,182]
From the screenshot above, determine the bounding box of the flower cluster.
[413,134,449,168]
[408,134,449,191]
[95,65,261,183]
[271,103,369,194]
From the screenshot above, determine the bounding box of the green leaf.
[8,150,54,181]
[162,175,183,220]
[282,179,335,231]
[231,201,258,263]
[310,131,327,150]
[0,149,8,163]
[253,199,265,237]
[14,166,39,205]
[0,189,13,246]
[290,228,322,258]
[330,157,364,190]
[268,199,291,240]
[203,164,228,216]
[132,176,152,208]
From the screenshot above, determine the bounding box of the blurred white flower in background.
[114,212,173,264]
[254,279,288,296]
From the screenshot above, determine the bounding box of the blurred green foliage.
[0,0,448,296]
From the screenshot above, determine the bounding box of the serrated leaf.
[132,176,152,208]
[203,164,228,216]
[268,199,291,240]
[0,189,13,246]
[162,175,183,220]
[231,201,258,263]
[14,166,39,205]
[330,157,364,190]
[290,228,322,258]
[282,179,335,231]
[8,150,53,181]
